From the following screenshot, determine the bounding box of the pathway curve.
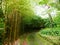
[12,32,54,45]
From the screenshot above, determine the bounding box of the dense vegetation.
[21,15,45,34]
[0,0,60,45]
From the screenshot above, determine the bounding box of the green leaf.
[39,0,48,5]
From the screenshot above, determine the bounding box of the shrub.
[21,15,45,34]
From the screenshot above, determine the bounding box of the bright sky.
[34,5,57,19]
[30,0,57,19]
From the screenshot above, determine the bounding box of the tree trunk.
[48,13,53,28]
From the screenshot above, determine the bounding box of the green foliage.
[0,24,4,28]
[21,15,45,34]
[39,0,60,10]
[44,19,50,27]
[0,9,3,18]
[0,29,4,45]
[5,0,34,16]
[0,18,4,28]
[54,13,60,27]
[1,0,60,45]
[40,28,60,36]
[44,19,57,28]
[0,18,4,45]
[0,0,4,18]
[5,0,46,35]
[39,0,48,5]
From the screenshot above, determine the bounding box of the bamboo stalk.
[14,10,17,44]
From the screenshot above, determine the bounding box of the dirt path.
[4,33,54,45]
[12,33,53,45]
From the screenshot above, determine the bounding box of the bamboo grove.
[0,0,60,45]
[3,0,45,45]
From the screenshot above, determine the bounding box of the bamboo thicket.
[4,9,21,45]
